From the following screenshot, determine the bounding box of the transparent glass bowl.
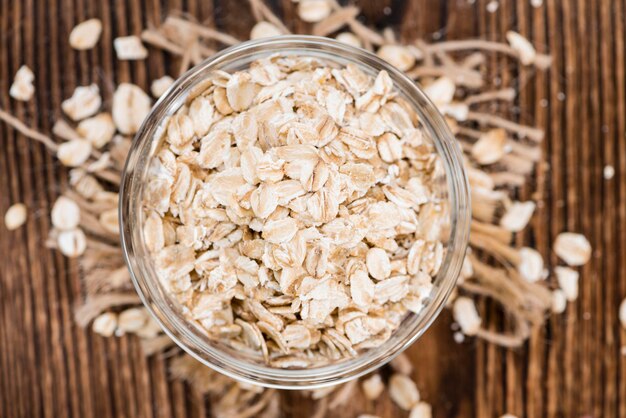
[120,35,470,389]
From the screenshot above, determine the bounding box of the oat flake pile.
[0,0,594,417]
[144,55,446,367]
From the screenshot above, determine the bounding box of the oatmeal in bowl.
[120,36,470,388]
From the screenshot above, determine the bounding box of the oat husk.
[0,1,591,416]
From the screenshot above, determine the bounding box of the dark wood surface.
[1,0,625,417]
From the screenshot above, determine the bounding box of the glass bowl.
[120,35,470,389]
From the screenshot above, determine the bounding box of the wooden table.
[1,0,625,417]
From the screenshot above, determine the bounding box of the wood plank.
[0,1,625,417]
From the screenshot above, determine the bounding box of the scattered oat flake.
[440,102,469,121]
[389,374,420,410]
[336,32,361,48]
[555,266,579,301]
[472,128,507,165]
[361,374,384,400]
[518,247,544,283]
[531,0,543,7]
[51,196,81,230]
[10,65,35,101]
[298,0,332,23]
[603,165,615,179]
[114,36,148,60]
[151,76,175,98]
[553,232,592,266]
[453,297,481,336]
[552,289,567,314]
[77,113,116,148]
[112,83,152,134]
[501,200,535,232]
[409,402,433,418]
[117,308,147,334]
[57,228,87,257]
[69,19,102,50]
[500,415,518,418]
[4,203,27,230]
[486,1,499,13]
[390,353,413,375]
[620,299,626,329]
[423,77,455,105]
[377,45,415,71]
[250,21,283,39]
[506,31,536,66]
[62,84,101,121]
[57,139,92,167]
[92,312,117,337]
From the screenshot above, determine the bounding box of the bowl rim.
[119,34,470,389]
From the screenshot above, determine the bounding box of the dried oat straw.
[142,54,446,366]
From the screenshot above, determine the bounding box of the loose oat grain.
[10,65,35,101]
[409,402,432,418]
[336,32,361,48]
[361,374,384,400]
[506,31,536,66]
[389,373,420,410]
[77,113,116,149]
[4,203,27,230]
[151,76,175,98]
[250,21,283,39]
[51,196,81,230]
[112,83,152,134]
[57,228,87,257]
[377,45,415,71]
[555,266,579,301]
[92,312,118,337]
[554,232,591,266]
[57,139,92,167]
[117,308,148,334]
[500,200,535,232]
[114,36,149,60]
[453,296,481,336]
[551,289,567,314]
[69,19,103,50]
[62,84,102,121]
[298,0,332,23]
[518,247,544,283]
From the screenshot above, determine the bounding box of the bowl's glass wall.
[120,35,470,389]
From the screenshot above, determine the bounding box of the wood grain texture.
[0,0,625,417]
